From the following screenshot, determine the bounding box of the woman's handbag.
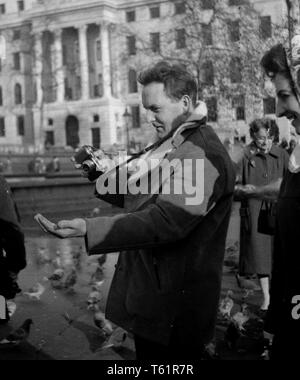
[257,201,277,235]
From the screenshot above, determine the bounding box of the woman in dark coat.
[260,42,300,360]
[235,118,289,311]
[0,175,26,322]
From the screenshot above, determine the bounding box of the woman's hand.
[234,184,257,199]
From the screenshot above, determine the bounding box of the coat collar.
[171,114,206,150]
[244,141,280,160]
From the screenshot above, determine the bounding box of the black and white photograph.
[0,0,300,363]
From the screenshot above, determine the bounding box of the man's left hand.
[34,214,87,238]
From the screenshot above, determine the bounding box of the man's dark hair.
[260,44,292,81]
[249,118,276,140]
[138,61,198,106]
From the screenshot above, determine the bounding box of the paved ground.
[0,204,267,361]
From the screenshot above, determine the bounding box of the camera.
[72,145,106,181]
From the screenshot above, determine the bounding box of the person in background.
[0,175,27,323]
[279,137,289,151]
[260,40,300,359]
[53,157,60,172]
[270,119,280,145]
[287,139,297,156]
[235,118,289,312]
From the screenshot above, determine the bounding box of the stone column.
[79,24,89,100]
[53,28,65,103]
[34,31,43,106]
[100,22,112,98]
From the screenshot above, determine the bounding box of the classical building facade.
[0,0,294,153]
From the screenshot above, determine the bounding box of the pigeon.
[63,268,77,290]
[48,268,65,281]
[49,269,65,289]
[72,247,83,270]
[87,290,103,311]
[91,280,104,292]
[52,250,62,269]
[91,207,101,217]
[7,301,17,318]
[90,266,105,284]
[225,321,241,350]
[94,311,113,336]
[97,254,107,267]
[235,273,260,298]
[232,303,250,331]
[0,319,33,346]
[36,247,51,265]
[24,283,45,301]
[101,327,127,350]
[219,290,234,319]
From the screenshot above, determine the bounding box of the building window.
[230,57,242,83]
[91,128,101,149]
[263,97,276,115]
[126,10,136,22]
[17,115,25,136]
[13,52,21,70]
[0,117,5,137]
[64,78,73,100]
[45,131,55,146]
[260,16,272,40]
[17,1,24,11]
[13,29,21,40]
[131,105,140,129]
[206,97,218,122]
[202,0,215,9]
[175,1,185,14]
[15,83,22,104]
[150,32,160,53]
[176,29,186,49]
[96,40,102,61]
[202,24,213,46]
[128,69,138,93]
[93,114,100,122]
[229,0,241,5]
[127,36,136,55]
[48,118,53,126]
[202,61,214,85]
[150,6,160,18]
[229,20,240,42]
[0,86,2,106]
[0,4,6,14]
[62,45,67,65]
[98,74,103,97]
[233,95,245,120]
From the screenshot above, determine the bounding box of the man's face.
[142,82,188,139]
[275,73,300,134]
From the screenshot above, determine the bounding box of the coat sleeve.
[85,148,224,255]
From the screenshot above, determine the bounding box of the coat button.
[263,173,268,178]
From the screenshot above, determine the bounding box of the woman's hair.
[138,61,198,106]
[260,44,292,81]
[249,118,275,139]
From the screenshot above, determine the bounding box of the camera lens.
[82,160,96,173]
